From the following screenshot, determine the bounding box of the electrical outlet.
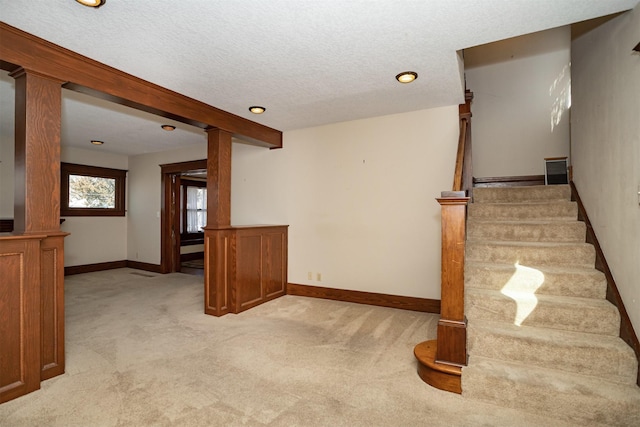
[308,271,312,280]
[317,273,322,281]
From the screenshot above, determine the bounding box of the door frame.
[160,159,207,273]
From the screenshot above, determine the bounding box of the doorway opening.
[160,159,208,275]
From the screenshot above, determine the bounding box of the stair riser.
[467,221,585,243]
[468,329,637,385]
[466,242,595,268]
[473,185,571,203]
[465,264,607,299]
[465,295,620,336]
[468,202,577,221]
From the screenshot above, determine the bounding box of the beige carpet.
[0,268,586,426]
[462,185,640,427]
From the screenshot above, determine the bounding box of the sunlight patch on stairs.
[500,262,544,326]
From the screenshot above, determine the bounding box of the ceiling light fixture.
[249,106,266,114]
[90,140,104,145]
[395,71,418,84]
[161,124,176,131]
[75,0,106,7]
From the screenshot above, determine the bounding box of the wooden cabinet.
[204,225,287,316]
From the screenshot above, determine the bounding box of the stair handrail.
[453,90,473,196]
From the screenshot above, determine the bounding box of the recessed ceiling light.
[75,0,106,7]
[90,140,104,145]
[161,124,176,131]
[395,71,418,84]
[249,106,266,114]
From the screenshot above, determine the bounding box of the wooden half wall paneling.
[0,235,43,404]
[204,225,288,316]
[286,283,441,313]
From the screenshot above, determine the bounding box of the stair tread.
[468,240,592,248]
[465,261,607,299]
[470,318,627,344]
[466,287,620,335]
[468,219,582,224]
[466,261,604,275]
[463,355,640,405]
[467,319,638,385]
[467,286,615,308]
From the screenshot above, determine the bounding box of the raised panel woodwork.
[40,235,66,380]
[204,230,231,316]
[0,236,43,404]
[235,233,263,309]
[204,226,288,317]
[263,231,286,298]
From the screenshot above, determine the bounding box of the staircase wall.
[571,5,640,335]
[464,26,571,178]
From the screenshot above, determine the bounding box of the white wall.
[465,26,571,178]
[60,147,129,267]
[232,106,459,299]
[571,6,640,333]
[127,144,207,264]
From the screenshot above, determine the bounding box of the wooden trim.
[570,181,640,387]
[0,22,282,148]
[64,260,127,276]
[473,175,545,188]
[126,260,163,274]
[181,251,204,262]
[286,283,441,313]
[64,260,164,275]
[161,159,208,274]
[60,162,127,217]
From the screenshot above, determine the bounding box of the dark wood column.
[435,193,470,367]
[11,68,63,234]
[10,67,67,381]
[205,128,232,228]
[203,128,233,316]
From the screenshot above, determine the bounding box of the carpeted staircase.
[461,184,640,426]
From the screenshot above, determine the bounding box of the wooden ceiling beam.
[0,22,282,149]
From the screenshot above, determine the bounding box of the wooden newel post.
[436,191,470,367]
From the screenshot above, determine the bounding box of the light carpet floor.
[0,268,587,426]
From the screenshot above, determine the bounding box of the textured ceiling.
[1,0,638,156]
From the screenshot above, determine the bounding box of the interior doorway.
[160,159,208,274]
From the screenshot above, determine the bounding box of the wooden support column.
[435,192,470,367]
[10,67,68,381]
[11,68,64,234]
[203,128,233,316]
[205,128,232,228]
[414,191,469,394]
